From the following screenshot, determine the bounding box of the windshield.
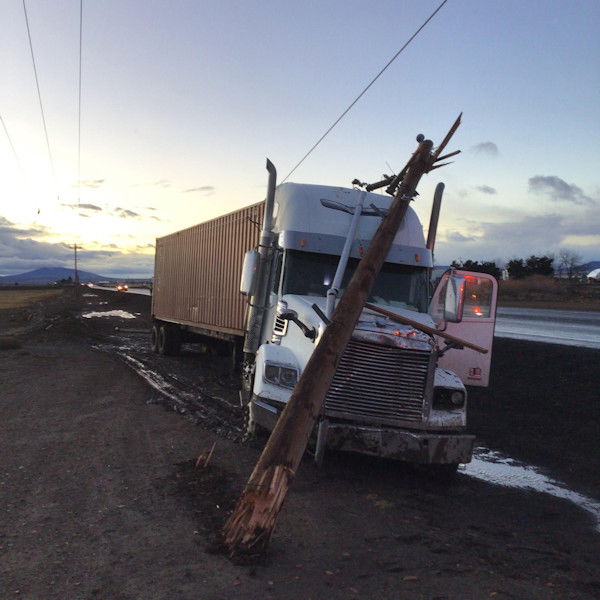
[281,250,429,312]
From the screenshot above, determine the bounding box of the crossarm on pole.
[364,302,488,354]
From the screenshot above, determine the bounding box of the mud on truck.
[151,161,497,474]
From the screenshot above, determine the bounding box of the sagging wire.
[22,0,59,200]
[281,0,449,184]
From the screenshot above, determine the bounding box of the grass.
[498,276,600,311]
[0,288,63,310]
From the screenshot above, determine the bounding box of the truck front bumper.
[324,422,475,465]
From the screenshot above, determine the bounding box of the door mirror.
[443,274,465,323]
[240,250,260,296]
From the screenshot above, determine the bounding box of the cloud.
[113,207,140,219]
[62,202,103,211]
[475,185,497,195]
[79,179,105,189]
[471,142,499,156]
[436,209,600,265]
[0,218,73,274]
[0,215,153,278]
[446,231,477,242]
[528,175,594,205]
[183,185,215,194]
[153,180,171,189]
[0,217,47,238]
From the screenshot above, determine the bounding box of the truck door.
[429,270,498,387]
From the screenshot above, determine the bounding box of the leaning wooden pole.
[222,119,461,560]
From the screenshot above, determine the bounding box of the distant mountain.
[0,267,115,285]
[578,261,600,274]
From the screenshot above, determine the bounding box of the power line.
[77,0,83,206]
[281,0,449,183]
[0,114,25,175]
[22,0,58,193]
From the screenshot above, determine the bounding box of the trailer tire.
[157,323,181,356]
[151,323,160,353]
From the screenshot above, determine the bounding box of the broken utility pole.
[221,115,462,561]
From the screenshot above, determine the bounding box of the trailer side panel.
[152,202,263,336]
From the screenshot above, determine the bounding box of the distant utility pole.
[73,243,80,297]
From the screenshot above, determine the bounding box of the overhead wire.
[22,0,58,197]
[281,0,449,183]
[77,0,83,206]
[75,0,84,284]
[0,114,25,176]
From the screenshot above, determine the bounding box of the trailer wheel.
[157,324,167,355]
[157,323,181,356]
[151,323,160,353]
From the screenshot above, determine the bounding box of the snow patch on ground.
[81,310,137,319]
[464,448,600,532]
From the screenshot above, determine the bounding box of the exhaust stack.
[426,182,444,252]
[243,159,277,354]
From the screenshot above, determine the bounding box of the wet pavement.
[495,307,600,349]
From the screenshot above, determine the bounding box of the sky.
[1,0,599,278]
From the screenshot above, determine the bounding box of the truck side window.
[463,275,492,318]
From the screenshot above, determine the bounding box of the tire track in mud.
[93,334,245,440]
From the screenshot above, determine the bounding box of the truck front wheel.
[427,463,459,481]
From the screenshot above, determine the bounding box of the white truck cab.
[242,182,497,470]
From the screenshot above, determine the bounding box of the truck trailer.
[151,162,497,472]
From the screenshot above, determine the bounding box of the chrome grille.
[325,338,430,424]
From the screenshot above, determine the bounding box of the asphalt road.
[495,307,600,349]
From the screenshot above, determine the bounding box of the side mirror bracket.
[279,309,317,341]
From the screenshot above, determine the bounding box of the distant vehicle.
[116,283,129,292]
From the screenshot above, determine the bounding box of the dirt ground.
[1,287,599,600]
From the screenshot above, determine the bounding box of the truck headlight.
[433,388,465,409]
[264,363,298,388]
[450,391,464,406]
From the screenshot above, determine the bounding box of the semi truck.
[151,161,497,472]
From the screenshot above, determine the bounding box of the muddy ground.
[0,287,599,600]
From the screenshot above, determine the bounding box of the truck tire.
[151,323,160,353]
[157,323,181,356]
[428,463,459,481]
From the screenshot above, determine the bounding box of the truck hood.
[281,294,435,351]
